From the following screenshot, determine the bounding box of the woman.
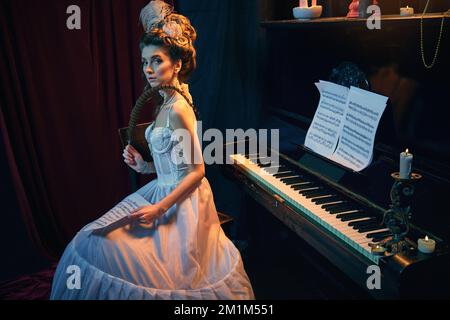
[50,0,255,300]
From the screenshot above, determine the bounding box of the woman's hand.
[123,145,148,173]
[129,204,165,225]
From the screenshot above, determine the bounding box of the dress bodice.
[144,90,196,186]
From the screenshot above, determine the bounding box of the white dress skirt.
[50,93,255,300]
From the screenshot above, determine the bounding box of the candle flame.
[425,235,429,241]
[407,6,409,8]
[405,148,409,154]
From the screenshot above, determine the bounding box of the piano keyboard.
[230,153,391,264]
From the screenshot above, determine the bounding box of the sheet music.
[305,80,349,158]
[305,81,388,172]
[330,86,388,171]
[82,193,151,233]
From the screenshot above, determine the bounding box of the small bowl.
[293,6,323,20]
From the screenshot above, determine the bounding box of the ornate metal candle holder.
[371,172,422,256]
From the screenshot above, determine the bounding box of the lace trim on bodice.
[145,122,179,154]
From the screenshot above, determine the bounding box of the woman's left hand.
[129,204,163,225]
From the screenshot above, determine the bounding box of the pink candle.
[312,0,317,6]
[299,0,308,8]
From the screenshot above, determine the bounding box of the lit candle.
[371,244,387,255]
[418,235,436,254]
[400,6,414,16]
[399,149,413,179]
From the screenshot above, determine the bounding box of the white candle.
[371,244,386,255]
[299,0,308,8]
[399,149,413,179]
[400,6,414,16]
[418,235,436,254]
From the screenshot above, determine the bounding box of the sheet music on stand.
[81,193,151,234]
[305,80,388,172]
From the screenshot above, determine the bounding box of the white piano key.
[231,154,381,263]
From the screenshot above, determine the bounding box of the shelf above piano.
[261,13,449,29]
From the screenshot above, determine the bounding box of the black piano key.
[281,176,306,184]
[336,211,362,220]
[300,188,328,198]
[321,201,347,210]
[312,195,341,204]
[366,230,392,239]
[349,218,378,228]
[305,191,330,199]
[290,182,313,190]
[280,172,306,184]
[358,224,385,233]
[336,211,369,221]
[280,175,302,180]
[308,191,337,200]
[273,171,295,178]
[327,204,356,214]
[341,214,372,222]
[292,183,316,191]
[298,187,321,195]
[325,203,354,213]
[371,236,389,243]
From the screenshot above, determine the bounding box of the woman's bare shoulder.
[170,99,195,128]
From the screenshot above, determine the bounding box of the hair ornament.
[139,0,174,33]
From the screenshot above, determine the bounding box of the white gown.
[50,88,255,300]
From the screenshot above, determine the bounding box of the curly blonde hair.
[139,12,197,84]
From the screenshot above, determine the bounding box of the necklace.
[158,90,177,112]
[420,0,450,69]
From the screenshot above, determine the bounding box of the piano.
[223,4,450,299]
[225,142,450,299]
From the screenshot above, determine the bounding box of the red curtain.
[0,0,173,258]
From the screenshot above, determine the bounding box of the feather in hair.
[139,0,174,32]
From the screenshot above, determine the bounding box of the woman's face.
[141,45,180,87]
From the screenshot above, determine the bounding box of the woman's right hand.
[123,145,148,173]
